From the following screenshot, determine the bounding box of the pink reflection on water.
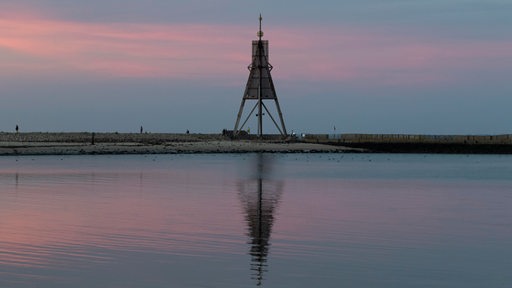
[274,177,512,253]
[2,155,511,287]
[0,167,244,270]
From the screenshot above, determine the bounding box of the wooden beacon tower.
[233,15,287,138]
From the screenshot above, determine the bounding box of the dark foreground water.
[1,154,511,287]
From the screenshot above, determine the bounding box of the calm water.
[1,154,511,287]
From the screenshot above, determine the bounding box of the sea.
[1,153,511,288]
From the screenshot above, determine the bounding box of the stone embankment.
[304,133,512,153]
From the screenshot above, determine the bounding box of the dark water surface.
[1,154,511,287]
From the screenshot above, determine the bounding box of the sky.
[1,0,511,134]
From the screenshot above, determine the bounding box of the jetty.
[303,133,512,154]
[1,132,512,155]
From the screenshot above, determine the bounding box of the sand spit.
[0,133,359,155]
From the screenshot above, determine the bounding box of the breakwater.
[303,133,512,153]
[2,132,512,154]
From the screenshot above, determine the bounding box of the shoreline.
[0,133,360,155]
[0,142,357,156]
[2,132,512,155]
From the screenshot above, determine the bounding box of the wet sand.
[0,133,359,155]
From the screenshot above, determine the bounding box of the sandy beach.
[0,133,359,155]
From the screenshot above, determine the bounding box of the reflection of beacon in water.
[238,154,283,286]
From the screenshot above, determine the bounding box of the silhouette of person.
[15,125,19,133]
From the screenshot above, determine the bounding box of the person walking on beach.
[15,125,19,133]
[140,126,143,134]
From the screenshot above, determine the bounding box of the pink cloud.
[0,14,249,78]
[1,12,511,85]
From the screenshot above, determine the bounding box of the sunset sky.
[1,0,511,134]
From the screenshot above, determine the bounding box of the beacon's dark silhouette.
[234,15,287,138]
[238,154,283,285]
